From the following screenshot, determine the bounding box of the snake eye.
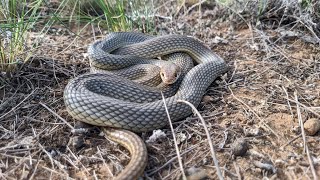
[174,73,178,77]
[160,72,165,77]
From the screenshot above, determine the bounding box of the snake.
[63,32,227,179]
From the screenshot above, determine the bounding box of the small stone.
[304,118,320,135]
[274,159,286,168]
[253,161,277,174]
[202,95,213,104]
[185,166,211,180]
[231,138,249,156]
[146,130,166,143]
[69,136,85,149]
[244,127,261,137]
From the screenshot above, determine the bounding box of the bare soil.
[1,2,319,180]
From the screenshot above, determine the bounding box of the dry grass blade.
[280,134,301,150]
[177,99,224,180]
[39,102,74,130]
[228,86,280,139]
[161,92,187,180]
[294,91,318,180]
[183,0,207,16]
[147,146,196,176]
[285,97,320,119]
[0,89,37,120]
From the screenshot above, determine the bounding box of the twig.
[146,146,195,176]
[295,92,306,153]
[184,111,225,122]
[28,159,40,180]
[161,92,186,180]
[40,165,69,178]
[285,97,320,118]
[233,162,242,180]
[177,100,224,180]
[0,89,37,120]
[306,144,318,180]
[184,0,207,16]
[281,86,294,118]
[294,91,318,180]
[228,87,280,139]
[38,143,55,168]
[97,146,113,177]
[279,134,301,151]
[39,102,74,130]
[293,16,320,44]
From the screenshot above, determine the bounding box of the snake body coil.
[64,32,227,179]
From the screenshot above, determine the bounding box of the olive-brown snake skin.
[64,32,227,179]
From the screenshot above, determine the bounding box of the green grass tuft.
[0,0,44,73]
[0,0,155,73]
[61,0,155,33]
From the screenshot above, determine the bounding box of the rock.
[231,138,249,156]
[202,95,213,104]
[304,118,320,136]
[69,136,85,149]
[186,166,212,180]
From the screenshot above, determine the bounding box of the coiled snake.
[63,32,227,179]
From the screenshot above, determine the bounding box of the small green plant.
[217,0,230,5]
[0,0,43,73]
[300,0,312,9]
[62,0,155,33]
[96,0,131,32]
[257,0,267,16]
[128,0,155,33]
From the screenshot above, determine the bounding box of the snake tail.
[102,128,147,180]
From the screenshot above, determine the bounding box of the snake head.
[160,63,181,85]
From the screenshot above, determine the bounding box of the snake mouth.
[159,64,181,85]
[160,72,179,84]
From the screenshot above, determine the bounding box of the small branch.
[184,0,207,16]
[285,97,320,118]
[294,91,318,180]
[228,87,280,139]
[161,92,186,180]
[147,146,196,176]
[0,89,37,120]
[177,99,224,180]
[279,134,301,151]
[295,91,307,153]
[39,102,74,130]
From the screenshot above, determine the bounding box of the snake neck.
[177,60,227,105]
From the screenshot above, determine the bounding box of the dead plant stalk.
[177,99,224,180]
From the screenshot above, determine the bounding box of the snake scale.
[63,32,227,179]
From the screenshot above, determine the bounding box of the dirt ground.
[1,1,319,180]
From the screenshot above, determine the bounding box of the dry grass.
[1,0,320,179]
